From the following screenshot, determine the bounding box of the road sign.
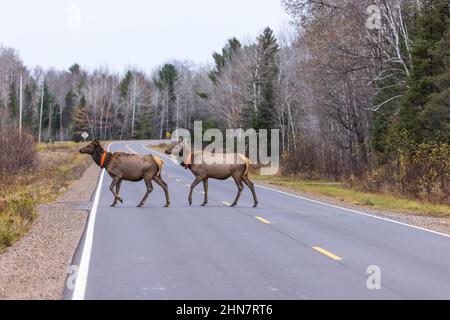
[81,131,89,142]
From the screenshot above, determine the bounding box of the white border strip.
[144,143,450,239]
[125,143,138,154]
[72,142,116,300]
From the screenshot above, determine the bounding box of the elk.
[164,139,258,208]
[80,140,170,208]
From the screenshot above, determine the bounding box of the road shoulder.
[0,163,100,300]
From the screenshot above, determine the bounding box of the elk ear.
[92,139,100,146]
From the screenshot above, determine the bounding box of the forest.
[0,0,449,204]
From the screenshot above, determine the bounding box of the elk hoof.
[201,203,207,207]
[110,204,116,207]
[253,203,258,208]
[188,199,192,206]
[231,203,237,207]
[164,203,170,208]
[118,198,124,204]
[137,204,143,208]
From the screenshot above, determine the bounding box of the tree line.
[0,0,448,203]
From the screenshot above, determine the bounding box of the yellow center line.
[255,216,271,224]
[222,201,232,206]
[312,247,343,261]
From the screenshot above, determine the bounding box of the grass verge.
[252,175,450,217]
[0,142,91,252]
[148,143,170,154]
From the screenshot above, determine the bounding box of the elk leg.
[189,176,204,206]
[138,177,154,208]
[242,176,258,208]
[153,176,171,207]
[110,177,123,207]
[201,178,208,206]
[231,176,244,207]
[112,179,123,206]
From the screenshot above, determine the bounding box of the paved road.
[69,140,450,300]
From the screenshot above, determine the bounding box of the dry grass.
[148,143,172,153]
[0,142,91,252]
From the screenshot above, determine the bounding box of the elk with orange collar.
[80,140,170,208]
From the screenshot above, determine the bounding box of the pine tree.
[120,71,133,98]
[8,80,17,122]
[72,95,90,140]
[41,81,55,140]
[242,27,279,130]
[155,64,178,134]
[209,37,241,83]
[395,0,450,143]
[64,89,77,137]
[69,63,81,75]
[134,105,154,139]
[24,79,38,132]
[418,18,450,142]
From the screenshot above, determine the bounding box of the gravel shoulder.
[255,180,450,236]
[0,163,100,300]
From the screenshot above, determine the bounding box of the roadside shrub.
[356,132,450,205]
[0,129,37,179]
[280,131,449,205]
[0,129,38,251]
[280,141,345,180]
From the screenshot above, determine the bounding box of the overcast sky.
[0,0,290,73]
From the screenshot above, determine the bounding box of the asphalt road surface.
[68,140,450,300]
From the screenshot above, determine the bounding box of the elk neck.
[92,146,110,168]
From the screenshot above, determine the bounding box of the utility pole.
[19,74,23,137]
[38,83,44,144]
[59,105,63,141]
[48,102,52,142]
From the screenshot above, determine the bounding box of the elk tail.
[152,155,164,177]
[158,160,164,177]
[238,154,250,176]
[244,157,250,176]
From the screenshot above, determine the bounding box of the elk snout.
[79,146,91,154]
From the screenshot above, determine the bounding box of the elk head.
[80,139,102,155]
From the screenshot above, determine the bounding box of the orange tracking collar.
[100,151,108,169]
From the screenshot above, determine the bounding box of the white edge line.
[72,142,116,300]
[125,143,138,154]
[254,184,450,239]
[144,143,450,239]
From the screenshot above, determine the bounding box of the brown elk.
[80,140,170,208]
[164,139,258,208]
